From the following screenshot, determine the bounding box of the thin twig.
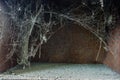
[96,40,102,61]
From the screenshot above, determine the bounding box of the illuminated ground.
[0,63,120,80]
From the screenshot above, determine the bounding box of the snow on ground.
[0,63,120,80]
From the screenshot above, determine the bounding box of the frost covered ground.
[0,63,120,80]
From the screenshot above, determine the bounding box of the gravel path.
[0,63,120,80]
